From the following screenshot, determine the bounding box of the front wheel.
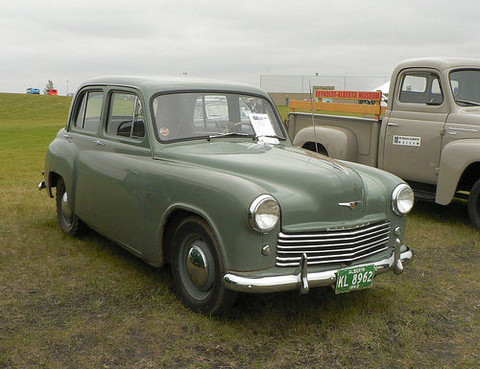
[55,178,86,237]
[171,216,237,315]
[468,179,480,229]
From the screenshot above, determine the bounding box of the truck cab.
[380,58,480,219]
[288,57,480,229]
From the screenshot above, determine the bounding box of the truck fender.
[292,125,358,161]
[436,139,480,204]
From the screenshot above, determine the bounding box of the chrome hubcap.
[61,192,72,221]
[186,244,210,290]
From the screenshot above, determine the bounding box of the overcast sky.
[1,0,479,95]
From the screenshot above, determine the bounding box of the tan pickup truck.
[287,57,480,229]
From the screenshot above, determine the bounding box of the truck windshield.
[152,92,286,142]
[450,69,480,106]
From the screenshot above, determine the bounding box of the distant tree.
[43,80,55,94]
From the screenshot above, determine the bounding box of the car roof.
[78,76,268,98]
[394,57,480,72]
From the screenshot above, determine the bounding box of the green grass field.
[0,93,479,368]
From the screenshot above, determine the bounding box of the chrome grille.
[276,221,391,267]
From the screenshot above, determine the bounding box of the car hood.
[156,141,394,231]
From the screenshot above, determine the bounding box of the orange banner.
[316,90,382,101]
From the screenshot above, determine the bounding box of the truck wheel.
[468,180,480,229]
[56,178,86,237]
[303,142,328,156]
[171,216,237,315]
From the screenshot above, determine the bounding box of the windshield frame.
[449,68,480,107]
[150,90,288,144]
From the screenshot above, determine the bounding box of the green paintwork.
[43,76,408,277]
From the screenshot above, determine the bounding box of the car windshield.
[450,69,480,106]
[152,92,286,142]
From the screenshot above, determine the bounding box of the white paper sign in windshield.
[249,113,276,137]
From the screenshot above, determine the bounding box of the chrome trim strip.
[277,239,388,258]
[276,246,389,267]
[276,221,390,267]
[278,222,389,239]
[278,226,389,244]
[277,234,389,249]
[224,245,413,293]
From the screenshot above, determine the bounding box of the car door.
[68,88,107,224]
[382,70,448,185]
[84,89,151,255]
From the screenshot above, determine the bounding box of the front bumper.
[224,238,413,294]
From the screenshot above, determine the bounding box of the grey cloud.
[1,0,480,94]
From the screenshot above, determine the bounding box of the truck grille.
[276,221,391,267]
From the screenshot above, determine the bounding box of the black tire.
[171,216,237,315]
[55,177,86,237]
[468,179,480,229]
[302,142,328,156]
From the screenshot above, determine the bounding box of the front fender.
[436,139,480,204]
[142,161,278,272]
[292,125,358,161]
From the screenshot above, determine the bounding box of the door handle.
[93,139,105,146]
[387,123,399,127]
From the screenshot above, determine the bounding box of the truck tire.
[468,179,480,229]
[303,142,328,156]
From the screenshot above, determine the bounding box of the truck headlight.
[392,184,414,215]
[249,195,280,233]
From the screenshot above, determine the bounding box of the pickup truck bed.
[287,112,381,167]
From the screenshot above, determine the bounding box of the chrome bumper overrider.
[223,238,413,294]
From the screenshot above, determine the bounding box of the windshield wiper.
[207,132,256,141]
[455,99,480,106]
[257,134,286,141]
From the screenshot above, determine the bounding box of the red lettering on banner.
[316,90,382,101]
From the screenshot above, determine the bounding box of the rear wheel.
[56,178,86,236]
[171,216,237,315]
[468,179,480,229]
[302,142,328,156]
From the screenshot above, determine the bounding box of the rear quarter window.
[72,91,104,133]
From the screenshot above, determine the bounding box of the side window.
[73,91,104,133]
[106,92,145,139]
[399,73,443,105]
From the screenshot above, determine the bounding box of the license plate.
[335,264,375,294]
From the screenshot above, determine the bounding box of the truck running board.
[412,189,436,202]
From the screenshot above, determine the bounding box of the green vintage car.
[39,77,414,314]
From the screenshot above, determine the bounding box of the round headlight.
[392,184,414,215]
[249,195,280,233]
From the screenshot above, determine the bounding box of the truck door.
[382,71,448,185]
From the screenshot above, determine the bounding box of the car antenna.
[309,81,319,153]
